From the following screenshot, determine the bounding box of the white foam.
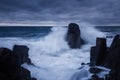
[0,26,106,80]
[80,26,106,45]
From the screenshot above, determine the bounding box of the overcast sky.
[0,0,120,26]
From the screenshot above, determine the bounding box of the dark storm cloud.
[0,0,120,25]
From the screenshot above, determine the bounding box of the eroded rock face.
[90,35,120,80]
[13,45,32,65]
[0,46,36,80]
[106,35,120,70]
[90,38,107,66]
[90,35,120,70]
[66,23,85,49]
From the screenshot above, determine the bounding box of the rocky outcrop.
[90,38,107,66]
[90,35,120,80]
[13,45,32,65]
[106,35,120,69]
[66,23,85,49]
[0,45,36,80]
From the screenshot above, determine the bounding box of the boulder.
[66,23,85,49]
[13,45,32,65]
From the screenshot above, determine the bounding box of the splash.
[0,26,106,80]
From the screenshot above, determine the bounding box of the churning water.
[0,26,118,80]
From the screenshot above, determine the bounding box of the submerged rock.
[66,23,85,49]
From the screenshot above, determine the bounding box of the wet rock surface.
[90,38,107,66]
[90,35,120,80]
[0,45,36,80]
[66,23,85,49]
[13,45,32,65]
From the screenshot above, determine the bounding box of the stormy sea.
[0,26,119,80]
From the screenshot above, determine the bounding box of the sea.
[0,26,119,80]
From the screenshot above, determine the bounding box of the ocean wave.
[0,26,107,80]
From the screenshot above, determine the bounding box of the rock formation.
[13,45,32,65]
[66,23,84,49]
[0,45,36,80]
[90,38,107,66]
[90,35,120,80]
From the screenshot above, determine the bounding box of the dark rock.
[89,67,103,74]
[96,38,107,66]
[110,35,120,49]
[105,67,120,80]
[0,47,36,80]
[90,46,97,66]
[66,23,85,49]
[0,48,19,67]
[106,35,120,80]
[0,72,9,80]
[89,35,120,80]
[106,35,120,70]
[7,66,31,80]
[13,45,32,65]
[90,38,107,66]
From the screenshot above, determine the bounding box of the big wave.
[0,26,105,80]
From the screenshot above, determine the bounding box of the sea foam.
[0,26,106,80]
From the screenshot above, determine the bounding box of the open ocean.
[0,26,119,80]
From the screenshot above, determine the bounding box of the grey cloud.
[0,0,120,25]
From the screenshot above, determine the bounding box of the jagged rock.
[90,38,107,66]
[90,35,120,80]
[0,48,19,67]
[106,35,120,70]
[13,45,32,65]
[0,47,36,80]
[66,23,84,49]
[104,35,120,80]
[90,35,120,68]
